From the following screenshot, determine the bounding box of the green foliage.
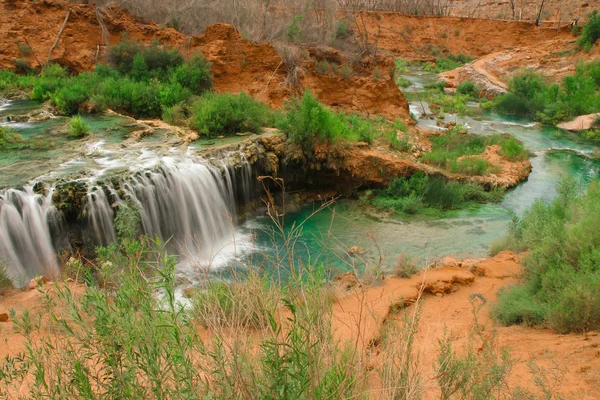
[492,178,600,333]
[279,92,411,152]
[1,37,213,118]
[171,55,213,94]
[287,15,304,43]
[456,80,478,97]
[0,262,13,292]
[492,285,547,326]
[578,10,600,51]
[190,92,272,136]
[114,203,141,241]
[494,62,600,125]
[0,126,23,149]
[394,59,410,74]
[334,19,351,39]
[67,115,90,139]
[108,35,183,77]
[424,53,473,73]
[420,127,526,175]
[396,76,412,88]
[369,171,505,214]
[279,92,343,151]
[339,64,353,79]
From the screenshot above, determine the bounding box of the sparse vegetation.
[423,53,473,73]
[492,178,600,333]
[68,115,91,139]
[420,126,527,175]
[578,10,600,51]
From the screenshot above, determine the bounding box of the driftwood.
[45,11,71,68]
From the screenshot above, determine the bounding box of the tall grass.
[368,171,505,215]
[492,178,600,333]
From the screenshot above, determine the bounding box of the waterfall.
[122,158,237,257]
[0,187,61,285]
[0,153,254,285]
[87,188,117,246]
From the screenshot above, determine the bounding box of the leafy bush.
[423,53,473,73]
[190,92,272,136]
[492,178,600,333]
[279,92,411,152]
[68,115,90,139]
[335,19,351,39]
[108,35,183,78]
[494,62,600,125]
[0,126,23,149]
[279,92,344,151]
[52,84,92,115]
[171,55,213,94]
[578,10,600,51]
[396,76,412,88]
[457,80,478,97]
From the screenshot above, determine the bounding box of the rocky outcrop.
[0,0,410,121]
[440,63,508,98]
[557,113,600,132]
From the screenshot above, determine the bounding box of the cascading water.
[0,187,61,285]
[0,150,255,285]
[118,157,239,259]
[87,188,117,246]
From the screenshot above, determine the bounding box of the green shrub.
[339,64,353,79]
[492,179,600,333]
[492,285,547,326]
[456,80,478,97]
[287,15,304,43]
[0,126,23,149]
[421,127,527,174]
[52,84,92,115]
[190,92,272,136]
[335,19,351,39]
[396,76,412,88]
[68,115,90,139]
[172,55,213,94]
[370,171,504,214]
[394,59,410,74]
[279,92,344,151]
[578,10,600,50]
[424,80,446,92]
[108,36,183,77]
[449,157,492,176]
[315,60,330,75]
[494,62,600,125]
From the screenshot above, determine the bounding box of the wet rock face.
[52,181,88,223]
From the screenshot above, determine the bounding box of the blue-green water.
[3,91,600,279]
[235,105,600,274]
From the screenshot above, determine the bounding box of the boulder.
[557,114,600,132]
